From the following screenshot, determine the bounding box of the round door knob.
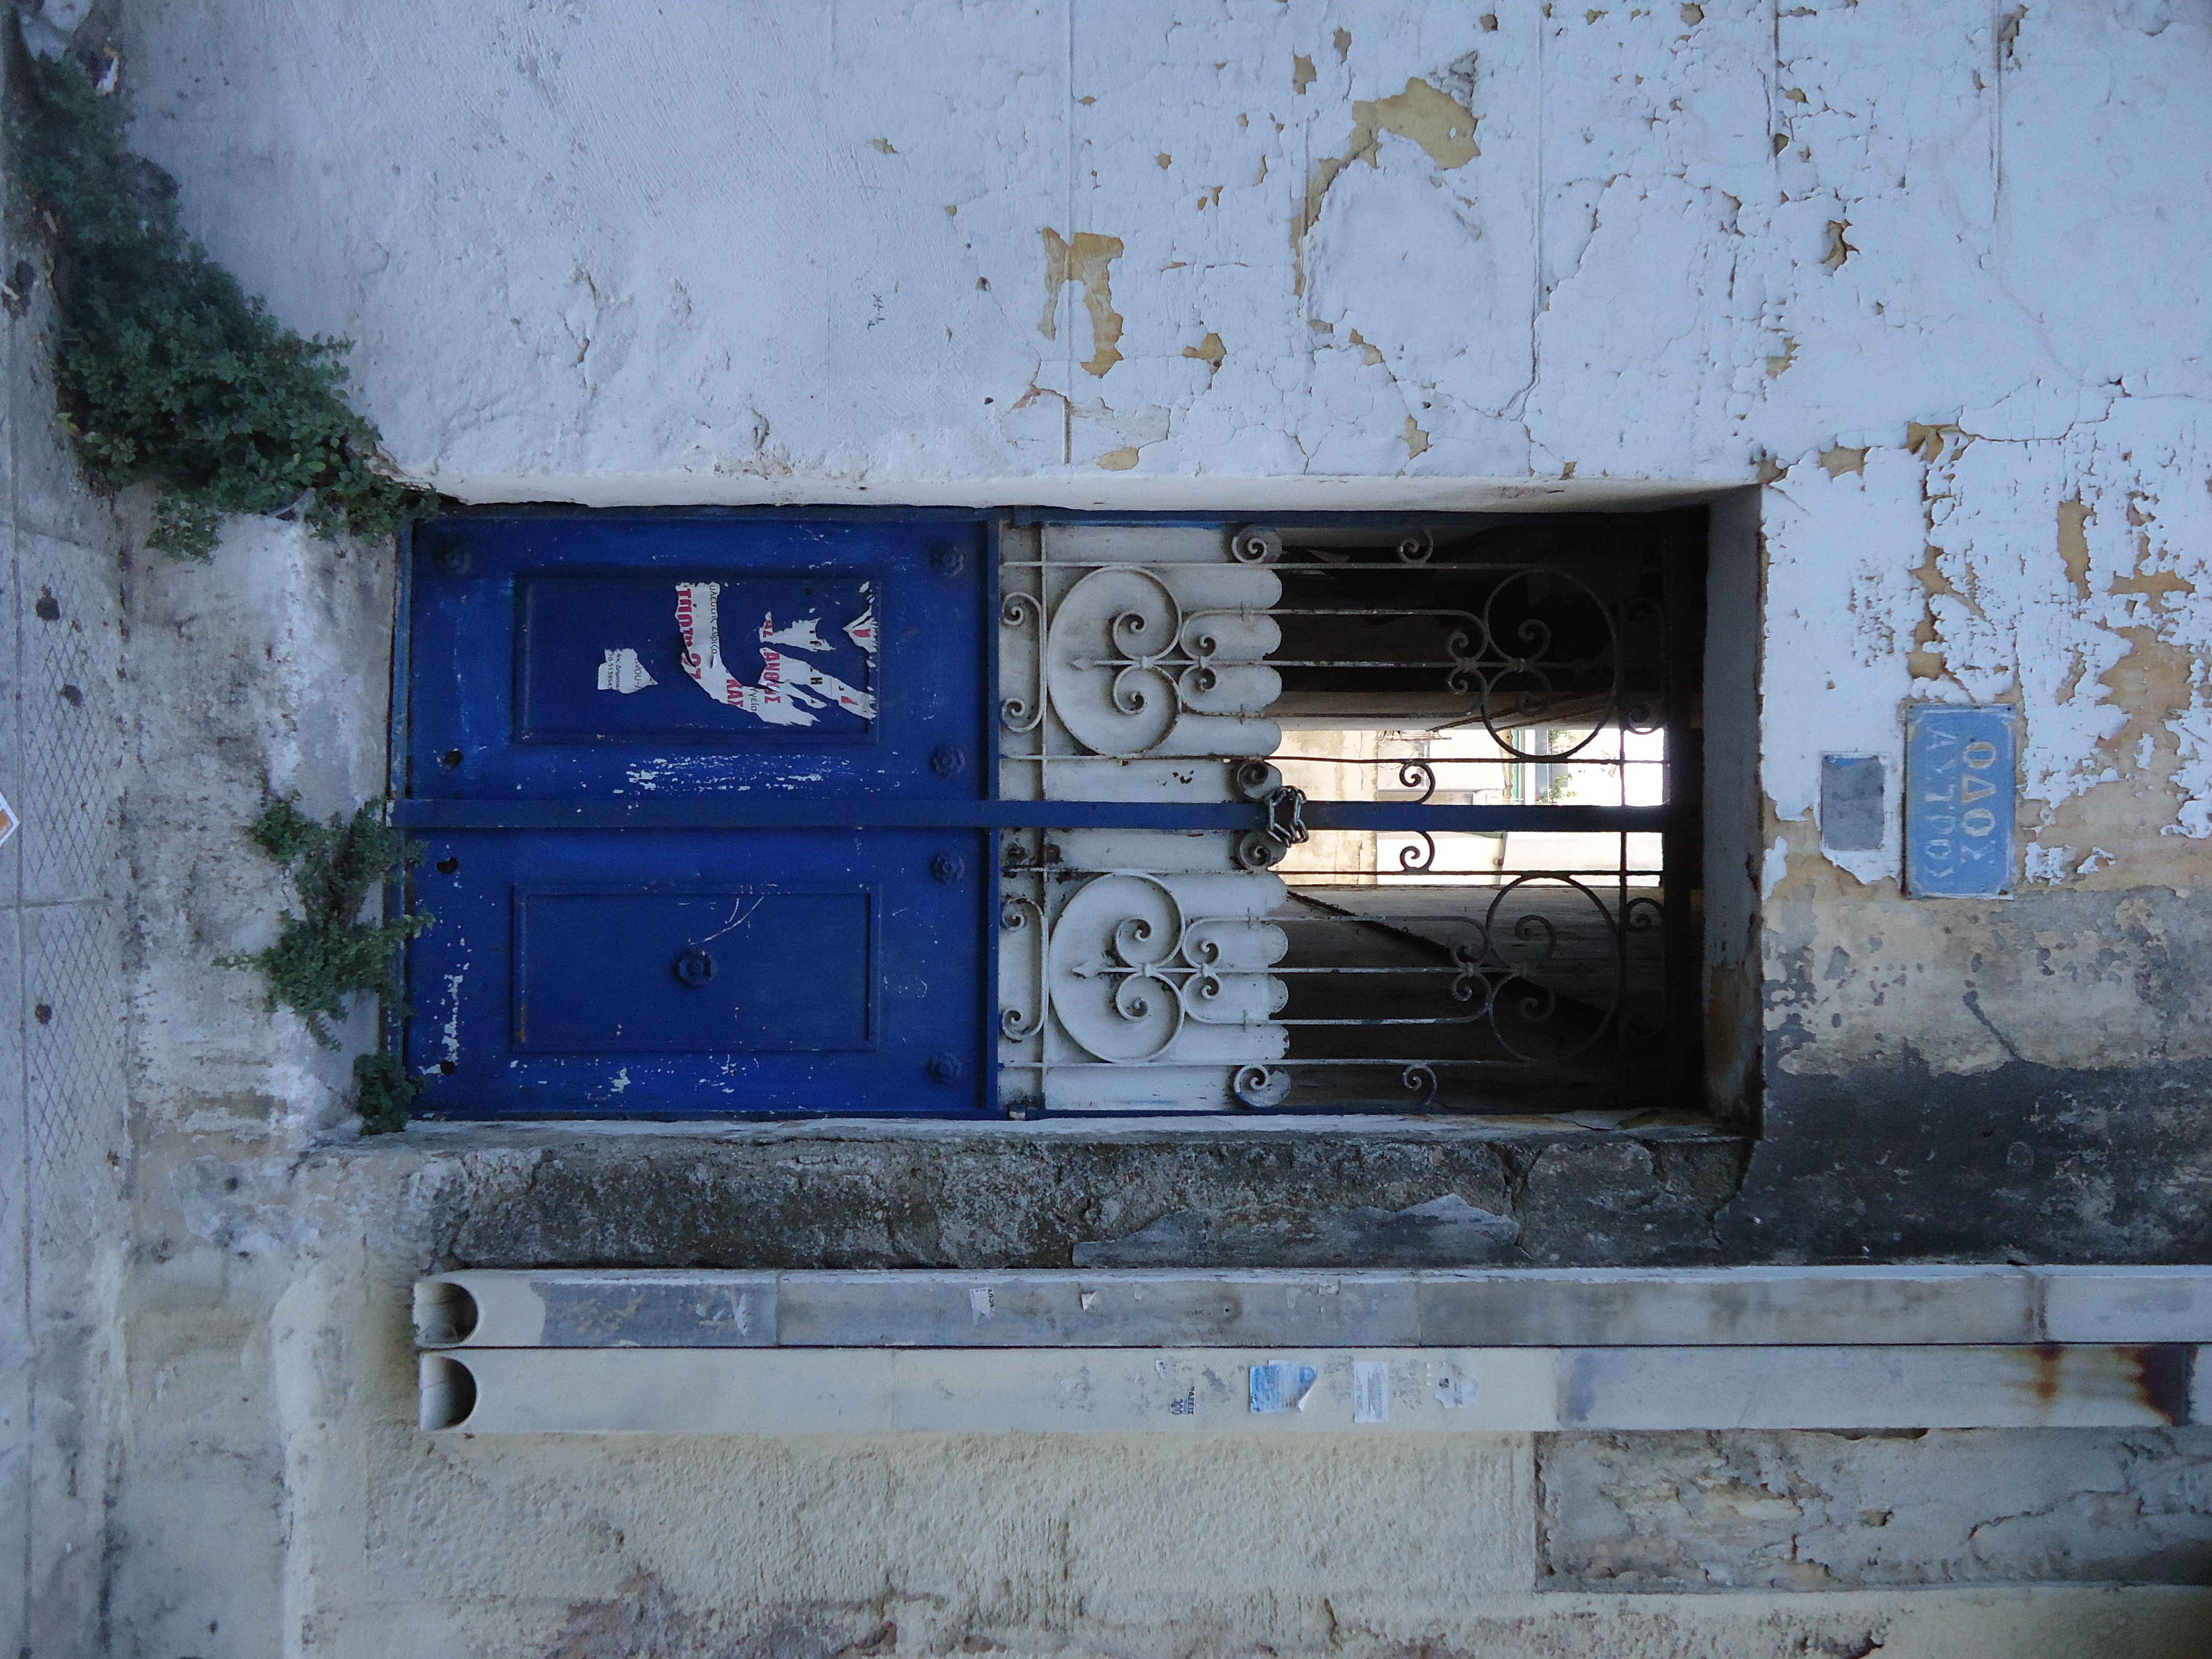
[927,1052,963,1084]
[673,947,716,987]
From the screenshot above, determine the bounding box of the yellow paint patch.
[1403,415,1430,459]
[1679,2,1704,20]
[1822,220,1857,271]
[1333,27,1351,59]
[1293,53,1316,94]
[2058,497,2093,598]
[1253,154,1268,186]
[1096,446,1142,472]
[1764,337,1798,377]
[1756,455,1786,485]
[1156,153,1172,169]
[869,137,899,154]
[1347,327,1385,367]
[1819,445,1868,478]
[2110,567,2197,607]
[1038,229,1127,377]
[1182,331,1226,369]
[1292,77,1481,294]
[1906,421,1967,464]
[1903,545,1985,684]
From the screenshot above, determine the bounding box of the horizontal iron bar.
[393,799,1667,833]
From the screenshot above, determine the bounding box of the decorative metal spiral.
[1232,1064,1291,1108]
[1399,1064,1439,1106]
[1001,592,1042,628]
[1230,527,1284,565]
[1397,831,1437,874]
[1448,940,1487,1004]
[1395,759,1438,804]
[998,898,1044,1043]
[1395,529,1435,565]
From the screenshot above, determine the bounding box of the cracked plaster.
[49,2,2212,1651]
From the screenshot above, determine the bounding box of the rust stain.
[2132,1343,2195,1425]
[1038,229,1126,377]
[1293,76,1480,294]
[2057,496,2093,599]
[2027,1341,2064,1407]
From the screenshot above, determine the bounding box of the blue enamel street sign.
[1904,705,2016,899]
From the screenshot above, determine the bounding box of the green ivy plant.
[218,798,432,1131]
[350,1052,424,1137]
[7,44,432,557]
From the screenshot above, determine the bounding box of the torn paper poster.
[1433,1364,1478,1409]
[759,614,830,652]
[1248,1359,1317,1413]
[597,647,658,694]
[843,585,877,658]
[1353,1360,1389,1424]
[675,582,876,726]
[0,790,16,849]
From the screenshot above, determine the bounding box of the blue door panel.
[408,516,983,800]
[405,828,987,1117]
[515,574,881,745]
[515,889,877,1054]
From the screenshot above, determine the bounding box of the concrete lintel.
[416,1266,2212,1353]
[417,1343,2204,1436]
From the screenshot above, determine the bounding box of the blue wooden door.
[397,514,992,1117]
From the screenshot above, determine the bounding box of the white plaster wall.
[114,1,2212,1075]
[53,1,2212,1653]
[116,2,2205,508]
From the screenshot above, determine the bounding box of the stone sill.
[382,1109,1733,1152]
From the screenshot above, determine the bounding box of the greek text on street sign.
[1905,705,2015,899]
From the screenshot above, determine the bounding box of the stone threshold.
[388,1110,1732,1149]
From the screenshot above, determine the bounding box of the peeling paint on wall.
[1038,228,1126,377]
[1294,73,1480,294]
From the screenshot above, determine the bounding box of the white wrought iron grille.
[996,515,1703,1116]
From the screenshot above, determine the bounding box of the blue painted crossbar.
[392,799,1666,833]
